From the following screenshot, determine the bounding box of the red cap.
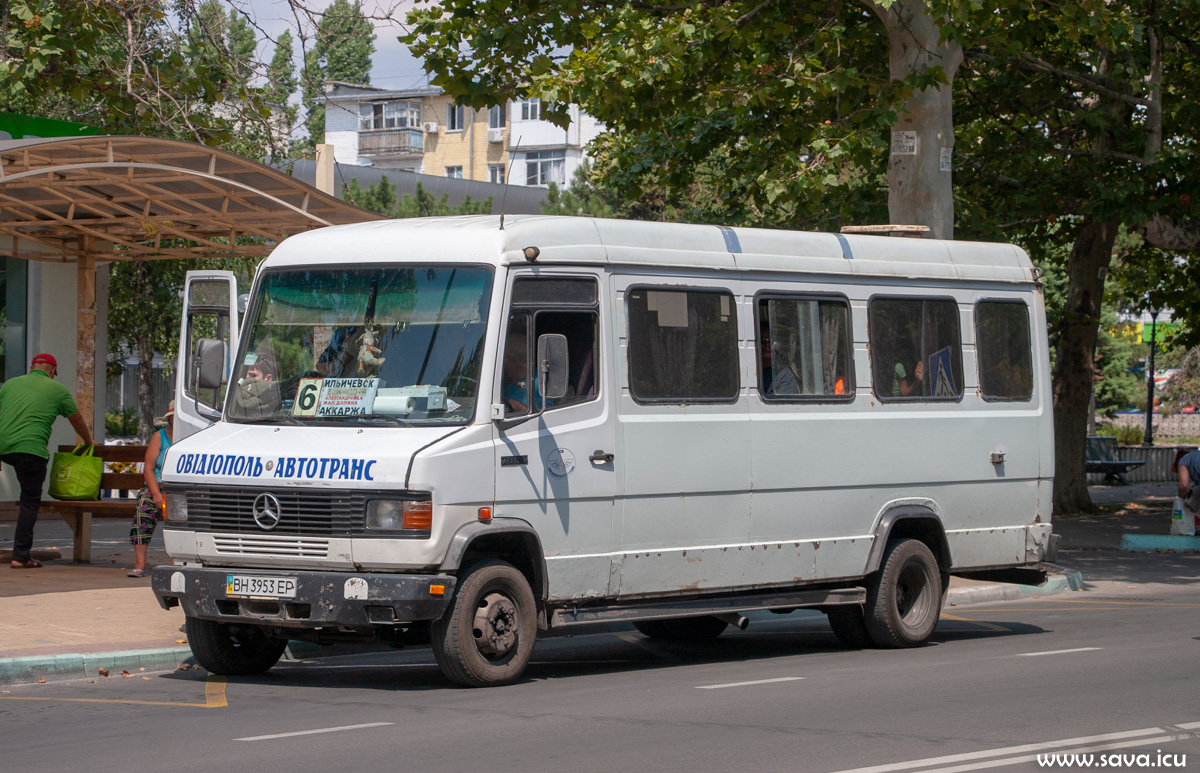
[31,353,57,368]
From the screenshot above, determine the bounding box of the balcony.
[358,128,423,157]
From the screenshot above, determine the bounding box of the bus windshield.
[226,266,493,426]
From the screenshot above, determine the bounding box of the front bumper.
[151,566,456,628]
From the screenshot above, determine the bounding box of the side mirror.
[537,334,569,405]
[237,293,250,314]
[194,338,226,391]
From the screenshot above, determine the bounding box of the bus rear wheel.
[826,606,873,648]
[431,559,537,687]
[864,538,942,648]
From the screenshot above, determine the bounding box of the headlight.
[366,499,432,531]
[165,493,188,522]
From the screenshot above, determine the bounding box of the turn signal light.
[478,507,492,522]
[402,500,433,530]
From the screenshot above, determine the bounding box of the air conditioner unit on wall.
[486,128,504,143]
[423,122,439,134]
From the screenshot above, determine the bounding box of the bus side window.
[757,295,853,400]
[868,296,963,401]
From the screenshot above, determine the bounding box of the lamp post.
[1143,308,1160,447]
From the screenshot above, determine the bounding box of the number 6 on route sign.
[293,377,324,417]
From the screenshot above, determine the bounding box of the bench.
[1085,436,1146,486]
[38,444,148,563]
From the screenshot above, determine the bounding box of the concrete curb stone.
[944,564,1084,608]
[1120,534,1200,553]
[0,647,196,686]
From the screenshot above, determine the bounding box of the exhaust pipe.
[715,612,749,630]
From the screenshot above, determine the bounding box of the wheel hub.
[473,592,519,657]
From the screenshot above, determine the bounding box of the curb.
[1120,534,1200,553]
[945,565,1084,607]
[0,647,195,686]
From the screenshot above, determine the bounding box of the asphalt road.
[2,551,1198,773]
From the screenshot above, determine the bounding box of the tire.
[431,559,537,687]
[863,538,943,648]
[633,616,729,641]
[184,617,287,676]
[825,606,873,649]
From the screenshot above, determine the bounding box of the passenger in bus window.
[893,359,924,397]
[760,333,798,396]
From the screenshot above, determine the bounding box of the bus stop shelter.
[0,135,381,433]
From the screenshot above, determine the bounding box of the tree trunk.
[872,0,963,240]
[1052,216,1121,515]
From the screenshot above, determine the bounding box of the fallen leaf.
[121,670,132,677]
[192,664,202,671]
[97,668,110,677]
[175,639,186,644]
[110,560,116,564]
[142,677,151,681]
[176,664,189,671]
[37,678,46,683]
[88,680,95,684]
[139,667,145,672]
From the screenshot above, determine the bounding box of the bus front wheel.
[431,559,537,687]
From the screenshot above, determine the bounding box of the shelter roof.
[0,135,381,262]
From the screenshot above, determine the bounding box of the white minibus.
[152,216,1055,686]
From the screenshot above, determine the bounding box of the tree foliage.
[344,176,492,219]
[0,0,284,151]
[300,0,375,152]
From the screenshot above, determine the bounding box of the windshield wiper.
[341,416,414,428]
[234,415,306,426]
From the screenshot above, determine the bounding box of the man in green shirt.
[0,353,94,568]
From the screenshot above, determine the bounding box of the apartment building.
[321,82,603,187]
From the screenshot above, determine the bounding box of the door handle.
[589,450,614,463]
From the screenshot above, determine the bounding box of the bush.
[1095,422,1144,446]
[105,407,139,437]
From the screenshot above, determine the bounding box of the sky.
[236,0,431,90]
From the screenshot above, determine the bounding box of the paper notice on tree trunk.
[891,131,918,155]
[940,147,953,172]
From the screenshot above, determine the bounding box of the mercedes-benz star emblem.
[252,493,283,531]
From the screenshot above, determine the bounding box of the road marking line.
[0,673,228,709]
[0,696,212,708]
[235,722,393,742]
[1014,647,1102,657]
[205,675,227,707]
[907,734,1188,773]
[1053,599,1200,608]
[938,613,1010,632]
[696,676,805,690]
[822,726,1173,773]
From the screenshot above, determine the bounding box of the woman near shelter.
[127,401,174,578]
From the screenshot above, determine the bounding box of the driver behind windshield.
[233,350,281,419]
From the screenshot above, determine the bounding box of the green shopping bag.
[48,444,103,501]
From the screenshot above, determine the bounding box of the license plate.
[226,574,298,598]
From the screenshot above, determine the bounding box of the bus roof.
[268,216,1036,285]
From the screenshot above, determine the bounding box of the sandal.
[127,568,147,578]
[11,559,43,569]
